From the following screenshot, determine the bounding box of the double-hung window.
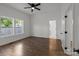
[0,17,13,36]
[15,19,24,34]
[0,16,24,37]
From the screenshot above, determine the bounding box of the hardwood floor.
[49,39,66,56]
[0,36,67,56]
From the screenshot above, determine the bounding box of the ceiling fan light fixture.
[24,3,41,12]
[32,7,34,10]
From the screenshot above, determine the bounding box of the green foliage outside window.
[0,17,12,28]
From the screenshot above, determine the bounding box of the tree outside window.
[0,16,24,37]
[0,17,13,36]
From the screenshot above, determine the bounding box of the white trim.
[0,16,24,38]
[13,18,15,35]
[0,34,14,38]
[0,33,24,38]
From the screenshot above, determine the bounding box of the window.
[0,17,13,36]
[15,19,24,34]
[0,16,24,37]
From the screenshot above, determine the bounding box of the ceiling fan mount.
[24,3,41,12]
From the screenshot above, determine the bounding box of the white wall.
[31,3,62,38]
[0,4,31,46]
[73,4,79,50]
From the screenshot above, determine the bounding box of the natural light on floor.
[14,43,23,56]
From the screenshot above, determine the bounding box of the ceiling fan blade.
[24,7,31,9]
[35,7,40,10]
[35,3,40,6]
[31,9,33,12]
[28,3,32,6]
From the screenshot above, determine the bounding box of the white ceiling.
[5,3,41,14]
[5,3,70,15]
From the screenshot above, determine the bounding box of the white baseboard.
[31,35,48,38]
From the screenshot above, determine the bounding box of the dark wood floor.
[0,36,67,56]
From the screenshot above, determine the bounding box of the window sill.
[0,32,24,38]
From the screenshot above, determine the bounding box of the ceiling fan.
[24,3,41,12]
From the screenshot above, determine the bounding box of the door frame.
[64,4,74,55]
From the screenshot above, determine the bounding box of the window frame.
[14,18,24,35]
[0,16,24,37]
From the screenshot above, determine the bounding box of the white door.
[64,8,73,55]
